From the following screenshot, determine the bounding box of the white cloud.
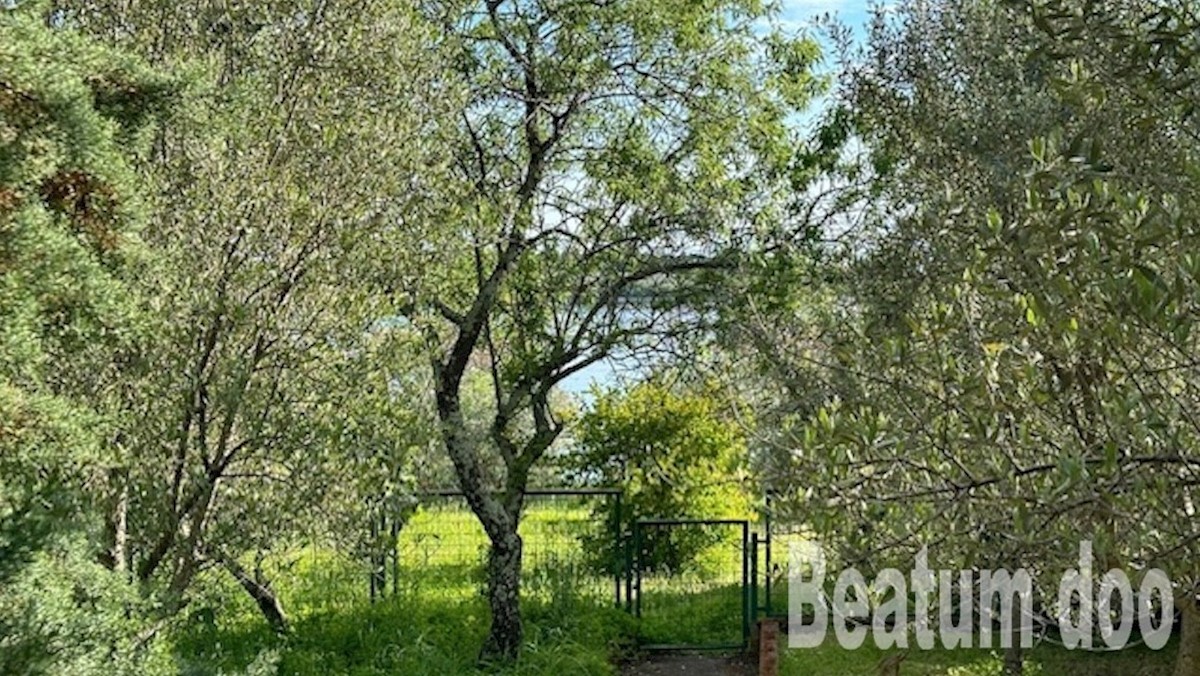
[778,0,853,16]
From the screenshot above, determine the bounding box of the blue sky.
[777,0,870,34]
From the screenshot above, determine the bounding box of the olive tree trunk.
[481,527,524,662]
[435,379,529,664]
[1003,645,1023,676]
[1176,596,1200,676]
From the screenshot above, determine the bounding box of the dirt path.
[619,654,755,676]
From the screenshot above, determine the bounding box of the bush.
[0,535,173,676]
[570,381,752,575]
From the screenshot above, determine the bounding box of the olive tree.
[400,0,821,660]
[750,2,1200,673]
[62,0,455,631]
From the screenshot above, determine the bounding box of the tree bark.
[100,470,128,572]
[435,370,530,664]
[1003,645,1023,676]
[111,482,127,572]
[1002,605,1024,676]
[1176,596,1200,676]
[221,555,289,635]
[480,526,524,663]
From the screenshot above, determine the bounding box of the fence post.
[625,520,634,613]
[759,618,781,676]
[613,491,622,607]
[633,523,642,621]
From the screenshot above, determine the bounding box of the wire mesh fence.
[358,489,776,651]
[369,488,623,607]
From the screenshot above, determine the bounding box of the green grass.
[638,583,746,648]
[170,503,634,675]
[634,528,750,649]
[396,502,618,603]
[167,506,1180,676]
[173,592,634,676]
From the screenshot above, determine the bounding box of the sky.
[777,0,871,35]
[557,0,874,399]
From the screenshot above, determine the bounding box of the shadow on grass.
[174,594,636,676]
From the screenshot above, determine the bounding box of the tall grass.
[174,592,634,676]
[170,502,635,675]
[167,502,1178,675]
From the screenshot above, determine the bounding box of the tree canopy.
[5,0,1200,673]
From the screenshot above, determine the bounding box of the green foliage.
[572,381,751,573]
[49,0,455,618]
[0,381,99,580]
[0,0,161,540]
[403,0,820,658]
[0,534,173,675]
[23,0,1200,670]
[0,0,165,451]
[758,0,1200,610]
[0,7,175,673]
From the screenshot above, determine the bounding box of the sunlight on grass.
[170,506,1179,676]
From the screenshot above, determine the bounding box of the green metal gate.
[631,519,750,651]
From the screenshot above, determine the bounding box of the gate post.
[625,525,634,613]
[764,492,773,617]
[759,618,781,676]
[742,522,750,648]
[614,491,623,607]
[750,532,759,625]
